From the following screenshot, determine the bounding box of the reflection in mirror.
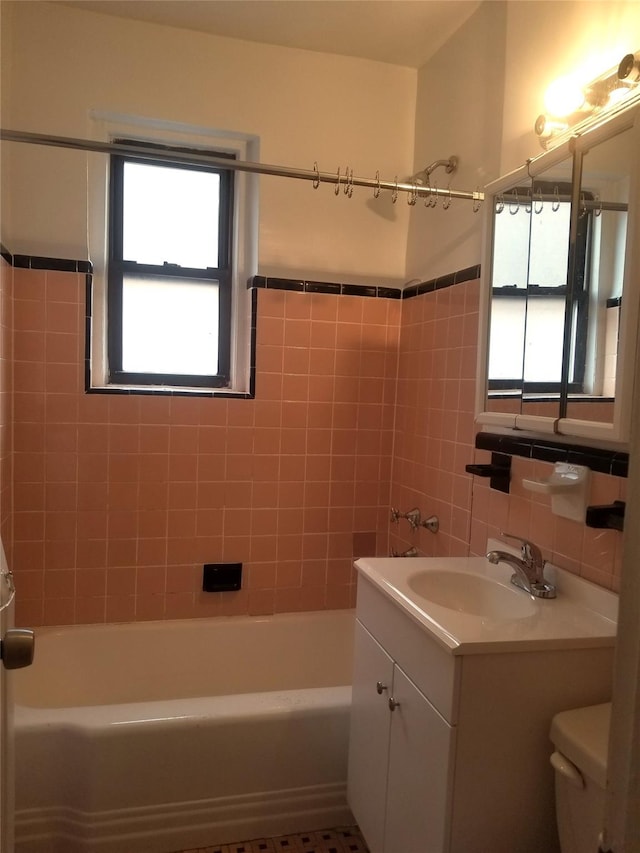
[564,126,631,425]
[486,179,530,414]
[521,170,574,418]
[485,157,573,419]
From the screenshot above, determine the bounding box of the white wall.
[406,0,640,280]
[0,1,416,285]
[502,0,640,172]
[405,1,506,282]
[3,2,640,284]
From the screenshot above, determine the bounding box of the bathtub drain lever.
[1,627,35,670]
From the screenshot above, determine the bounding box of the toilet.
[549,702,611,853]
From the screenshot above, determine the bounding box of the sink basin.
[407,569,537,619]
[354,542,618,653]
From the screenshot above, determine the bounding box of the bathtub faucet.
[390,507,421,529]
[390,508,439,533]
[391,546,419,557]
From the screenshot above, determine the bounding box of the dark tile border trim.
[4,251,480,303]
[13,254,92,274]
[402,264,481,299]
[247,265,481,300]
[475,432,628,478]
[1,246,93,274]
[248,275,401,299]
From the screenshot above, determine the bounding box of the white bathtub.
[13,609,355,853]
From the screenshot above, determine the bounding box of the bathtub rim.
[14,607,356,710]
[28,606,356,637]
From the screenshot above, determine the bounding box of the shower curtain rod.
[0,128,484,204]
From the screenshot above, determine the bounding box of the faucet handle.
[500,532,544,567]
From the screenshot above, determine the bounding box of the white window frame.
[87,111,259,395]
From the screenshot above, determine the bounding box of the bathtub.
[13,609,355,853]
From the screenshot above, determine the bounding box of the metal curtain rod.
[0,128,484,203]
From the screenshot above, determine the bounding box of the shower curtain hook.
[495,194,505,214]
[429,181,438,208]
[525,190,532,214]
[312,162,320,189]
[373,170,381,199]
[345,167,354,198]
[335,167,341,196]
[442,185,452,210]
[473,189,482,213]
[595,194,602,217]
[552,186,560,212]
[407,182,418,206]
[509,189,520,215]
[392,177,398,204]
[534,188,544,214]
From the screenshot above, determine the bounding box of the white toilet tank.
[549,702,610,853]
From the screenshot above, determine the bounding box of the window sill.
[87,383,254,399]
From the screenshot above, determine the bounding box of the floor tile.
[171,826,368,853]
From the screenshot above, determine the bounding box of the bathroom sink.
[354,539,618,654]
[407,569,536,619]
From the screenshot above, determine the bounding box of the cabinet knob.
[376,681,388,695]
[388,697,400,711]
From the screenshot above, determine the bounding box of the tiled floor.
[175,825,370,853]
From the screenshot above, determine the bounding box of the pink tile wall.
[10,269,400,625]
[389,277,625,591]
[8,265,626,625]
[389,281,479,557]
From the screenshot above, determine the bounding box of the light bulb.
[543,76,586,117]
[608,84,632,107]
[534,114,568,140]
[618,53,640,83]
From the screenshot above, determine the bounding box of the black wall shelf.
[475,433,628,478]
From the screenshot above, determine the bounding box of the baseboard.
[15,782,353,853]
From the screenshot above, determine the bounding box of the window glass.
[491,207,530,289]
[122,274,220,375]
[528,203,570,287]
[523,297,566,383]
[122,162,221,268]
[488,297,526,380]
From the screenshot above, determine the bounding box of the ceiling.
[54,0,482,68]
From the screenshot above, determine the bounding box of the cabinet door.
[348,620,394,853]
[385,666,455,853]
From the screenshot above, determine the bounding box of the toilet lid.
[550,702,610,789]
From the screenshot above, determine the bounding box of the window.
[107,143,234,388]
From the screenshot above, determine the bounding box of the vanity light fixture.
[535,50,640,148]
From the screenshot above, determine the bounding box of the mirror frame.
[476,104,640,447]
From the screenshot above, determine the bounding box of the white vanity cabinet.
[347,573,616,853]
[348,620,454,853]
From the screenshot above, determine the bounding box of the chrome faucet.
[486,534,556,599]
[391,546,419,558]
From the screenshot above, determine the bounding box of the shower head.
[410,155,458,186]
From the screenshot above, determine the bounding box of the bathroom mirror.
[477,103,640,444]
